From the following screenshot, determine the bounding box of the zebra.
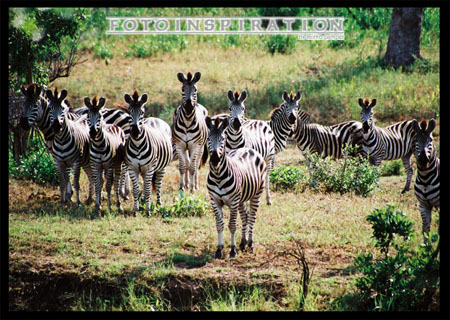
[226,90,275,205]
[358,98,415,193]
[268,90,311,154]
[123,90,173,214]
[85,96,126,213]
[46,88,94,206]
[411,119,440,241]
[205,115,267,259]
[172,71,209,191]
[290,98,364,160]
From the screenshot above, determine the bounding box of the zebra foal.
[123,90,173,214]
[86,96,126,213]
[172,71,209,191]
[358,98,415,193]
[412,119,440,241]
[206,116,267,259]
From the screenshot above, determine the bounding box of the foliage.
[380,159,403,176]
[306,145,380,196]
[270,166,306,191]
[8,132,58,185]
[352,204,440,311]
[149,190,209,218]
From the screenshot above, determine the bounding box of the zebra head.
[227,90,247,131]
[46,87,69,134]
[85,96,106,140]
[206,115,229,168]
[412,119,436,168]
[281,90,302,125]
[358,98,377,134]
[124,90,148,139]
[19,83,43,131]
[177,71,201,115]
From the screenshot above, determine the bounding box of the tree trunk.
[384,8,423,68]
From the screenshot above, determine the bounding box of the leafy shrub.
[149,191,209,218]
[270,166,306,191]
[9,134,58,185]
[306,145,380,196]
[352,204,440,311]
[93,42,113,59]
[380,159,403,176]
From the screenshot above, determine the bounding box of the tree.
[383,7,424,68]
[8,8,87,161]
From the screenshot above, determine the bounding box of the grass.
[8,143,440,311]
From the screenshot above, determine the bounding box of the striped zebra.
[268,90,311,154]
[46,88,94,205]
[85,96,126,213]
[412,119,440,240]
[226,90,275,205]
[123,90,173,214]
[172,71,209,191]
[358,98,415,193]
[291,100,363,160]
[205,116,267,258]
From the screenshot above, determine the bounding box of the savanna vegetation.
[8,7,441,312]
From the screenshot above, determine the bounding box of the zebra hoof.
[239,240,247,252]
[229,247,237,258]
[401,188,409,194]
[214,248,223,259]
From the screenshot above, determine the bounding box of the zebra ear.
[192,72,201,83]
[369,99,377,108]
[221,116,229,130]
[239,90,247,103]
[205,116,212,129]
[20,85,27,96]
[412,119,420,133]
[124,93,133,104]
[139,93,148,104]
[427,119,436,134]
[282,91,289,102]
[84,97,92,108]
[358,98,365,108]
[98,97,106,109]
[59,89,68,102]
[177,72,186,83]
[227,90,234,102]
[295,91,302,101]
[35,86,42,96]
[46,89,54,100]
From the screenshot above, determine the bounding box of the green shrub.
[306,145,380,196]
[149,191,209,218]
[270,166,306,191]
[380,159,403,176]
[352,204,440,311]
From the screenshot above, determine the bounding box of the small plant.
[270,166,306,191]
[352,204,440,311]
[306,145,380,196]
[149,191,209,218]
[380,159,404,176]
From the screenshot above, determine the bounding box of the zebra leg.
[188,144,201,191]
[419,202,433,243]
[143,168,154,216]
[401,154,413,193]
[65,168,73,200]
[92,163,103,213]
[247,190,263,253]
[211,201,225,259]
[239,202,249,252]
[105,167,114,212]
[129,168,141,214]
[265,156,274,205]
[72,161,84,206]
[55,161,67,205]
[113,164,123,213]
[229,202,240,258]
[153,168,165,206]
[119,164,130,200]
[82,164,95,205]
[176,145,188,190]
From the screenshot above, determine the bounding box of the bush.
[270,166,306,191]
[380,159,403,176]
[149,191,209,218]
[305,145,379,196]
[352,204,440,311]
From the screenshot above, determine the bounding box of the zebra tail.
[200,143,209,168]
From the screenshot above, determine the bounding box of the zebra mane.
[269,105,282,119]
[187,72,193,81]
[420,119,427,131]
[132,90,139,102]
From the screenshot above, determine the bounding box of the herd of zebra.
[18,71,440,258]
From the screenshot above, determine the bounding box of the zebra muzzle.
[232,118,241,130]
[20,117,31,131]
[130,125,140,138]
[210,150,220,167]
